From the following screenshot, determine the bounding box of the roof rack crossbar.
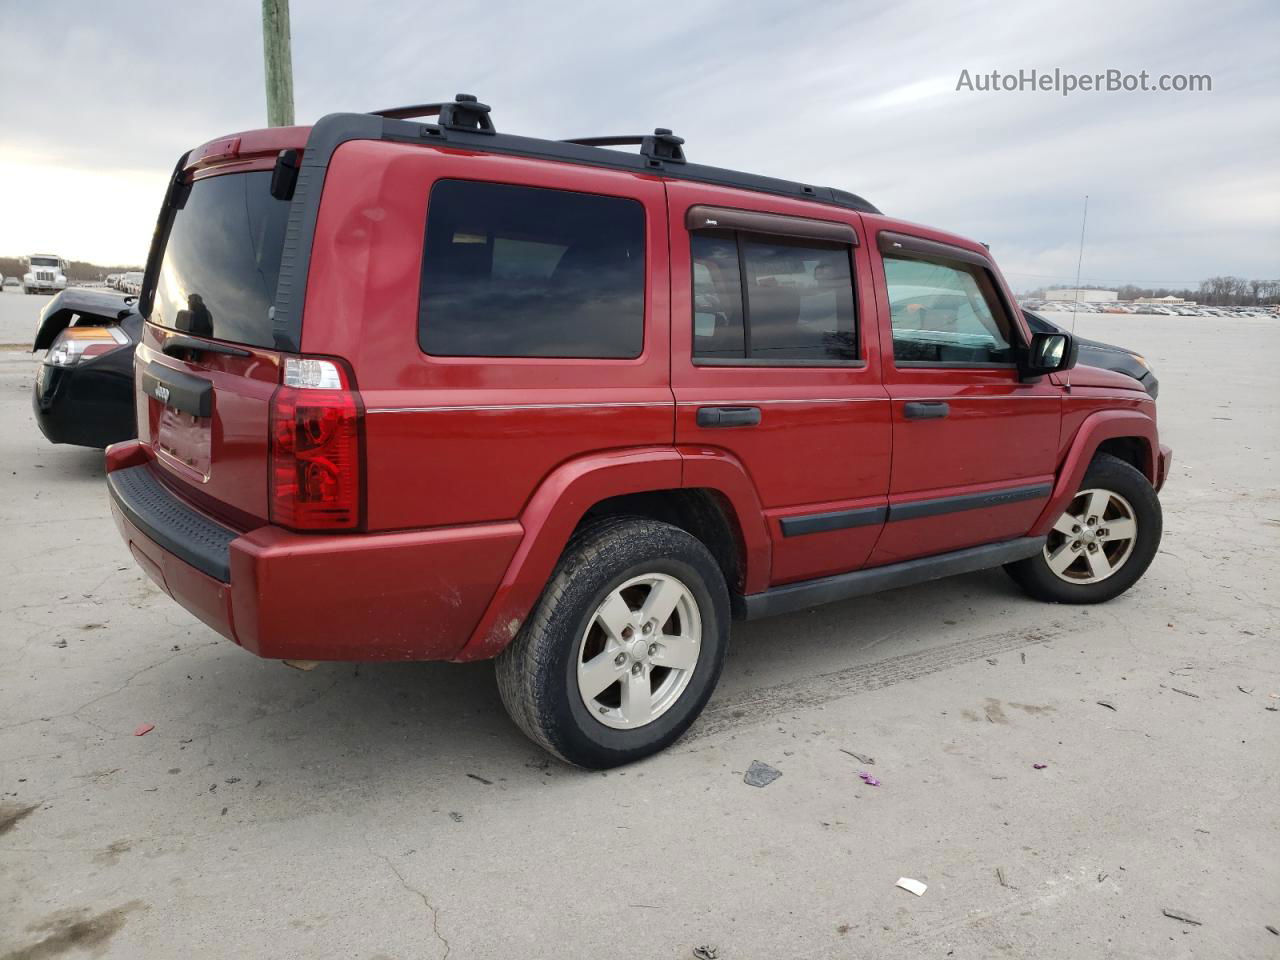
[370,94,495,134]
[563,128,686,164]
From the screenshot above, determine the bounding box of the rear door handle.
[696,406,761,428]
[903,401,950,420]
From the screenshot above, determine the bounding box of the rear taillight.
[47,326,130,367]
[270,357,363,531]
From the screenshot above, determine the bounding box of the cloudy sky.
[2,0,1276,289]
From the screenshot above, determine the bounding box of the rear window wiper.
[162,335,251,358]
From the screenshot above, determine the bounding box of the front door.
[867,231,1060,565]
[667,182,891,586]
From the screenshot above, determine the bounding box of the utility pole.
[261,0,295,127]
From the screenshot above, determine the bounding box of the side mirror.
[1021,331,1077,379]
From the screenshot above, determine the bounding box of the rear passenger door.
[667,182,891,586]
[867,231,1060,565]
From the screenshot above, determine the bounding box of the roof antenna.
[1066,194,1089,389]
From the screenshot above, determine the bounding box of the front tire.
[496,517,730,769]
[1006,452,1162,604]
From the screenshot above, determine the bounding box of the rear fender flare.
[453,448,682,662]
[677,446,772,595]
[1030,409,1157,535]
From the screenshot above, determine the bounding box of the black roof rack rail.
[370,93,495,134]
[248,102,882,353]
[562,128,686,164]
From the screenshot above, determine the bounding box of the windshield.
[151,171,288,348]
[31,257,59,267]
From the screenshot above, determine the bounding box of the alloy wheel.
[1043,487,1138,584]
[575,573,702,730]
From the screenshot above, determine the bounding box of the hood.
[1058,363,1147,392]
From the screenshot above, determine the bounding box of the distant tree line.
[0,256,143,283]
[1023,277,1280,307]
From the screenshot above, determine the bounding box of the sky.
[1,0,1277,290]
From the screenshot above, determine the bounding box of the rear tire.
[1006,453,1161,604]
[496,517,730,769]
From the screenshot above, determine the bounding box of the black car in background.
[32,288,141,448]
[1023,309,1159,398]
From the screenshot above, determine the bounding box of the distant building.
[1044,288,1118,302]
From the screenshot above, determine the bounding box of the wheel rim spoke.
[579,649,623,698]
[1085,548,1113,580]
[1052,512,1079,536]
[1101,517,1136,542]
[594,592,634,643]
[621,669,652,724]
[650,634,698,671]
[1047,542,1078,575]
[1084,489,1111,522]
[639,577,683,630]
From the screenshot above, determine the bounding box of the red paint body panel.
[304,141,675,530]
[109,459,521,660]
[666,180,892,585]
[110,123,1171,664]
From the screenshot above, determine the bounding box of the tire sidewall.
[540,532,729,766]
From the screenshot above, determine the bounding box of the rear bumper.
[33,362,138,448]
[106,448,522,661]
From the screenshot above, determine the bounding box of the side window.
[419,180,645,358]
[691,229,856,364]
[882,255,1015,365]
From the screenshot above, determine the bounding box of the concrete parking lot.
[1,302,1277,959]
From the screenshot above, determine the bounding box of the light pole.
[262,0,295,127]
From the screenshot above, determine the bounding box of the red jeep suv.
[106,95,1171,768]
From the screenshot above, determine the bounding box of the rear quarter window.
[419,180,646,358]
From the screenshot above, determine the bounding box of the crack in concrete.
[365,839,451,959]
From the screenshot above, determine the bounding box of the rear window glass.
[419,180,645,358]
[151,171,288,348]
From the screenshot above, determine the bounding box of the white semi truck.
[23,254,68,295]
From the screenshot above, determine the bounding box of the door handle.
[903,401,950,420]
[696,406,761,428]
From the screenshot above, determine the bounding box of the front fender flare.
[1029,409,1158,536]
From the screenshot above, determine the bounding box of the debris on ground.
[282,659,320,671]
[1096,700,1117,711]
[996,867,1010,887]
[1265,924,1278,936]
[448,811,463,822]
[1162,908,1202,926]
[133,723,154,737]
[1020,652,1026,664]
[858,771,880,787]
[692,945,719,960]
[896,877,927,897]
[1033,763,1048,770]
[466,773,494,785]
[1171,688,1200,698]
[839,748,874,765]
[744,761,782,788]
[1237,686,1254,695]
[1097,872,1108,883]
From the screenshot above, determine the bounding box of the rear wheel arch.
[578,488,747,599]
